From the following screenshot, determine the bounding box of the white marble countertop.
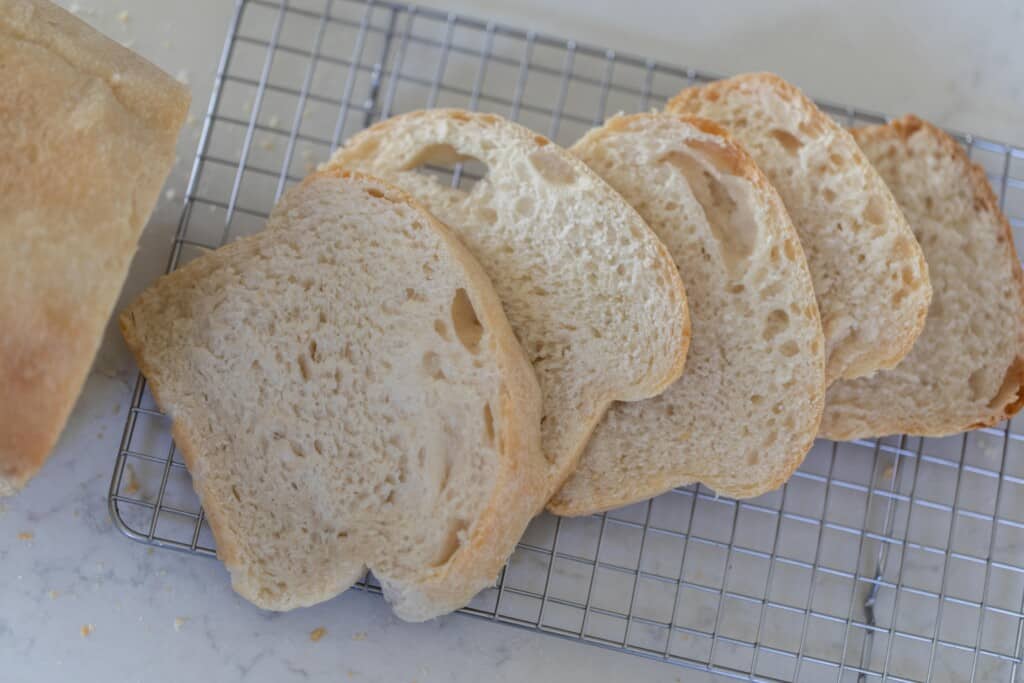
[3,1,1023,682]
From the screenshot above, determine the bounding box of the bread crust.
[0,0,189,494]
[120,171,547,621]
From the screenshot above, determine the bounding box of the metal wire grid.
[106,0,1024,680]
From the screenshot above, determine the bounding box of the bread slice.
[549,114,825,514]
[0,0,189,495]
[669,73,931,385]
[821,116,1024,439]
[326,109,690,500]
[120,170,547,621]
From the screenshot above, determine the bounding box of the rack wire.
[108,1,1024,680]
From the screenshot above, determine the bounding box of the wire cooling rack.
[108,0,1024,680]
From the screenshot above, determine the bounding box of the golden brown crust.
[0,0,189,494]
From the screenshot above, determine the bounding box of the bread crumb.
[68,1,81,13]
[165,188,177,202]
[161,39,171,49]
[175,69,190,85]
[309,627,326,642]
[351,631,367,641]
[301,148,314,160]
[146,548,154,555]
[269,114,281,127]
[121,38,135,48]
[173,617,188,632]
[17,531,33,541]
[48,590,59,600]
[116,10,129,24]
[80,624,94,638]
[186,114,198,126]
[258,138,275,151]
[123,464,140,495]
[346,671,356,679]
[881,464,895,480]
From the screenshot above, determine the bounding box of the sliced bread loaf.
[120,170,547,621]
[821,116,1024,439]
[326,109,690,499]
[0,0,189,495]
[669,73,931,385]
[549,114,825,514]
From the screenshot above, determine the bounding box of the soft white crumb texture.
[551,114,825,513]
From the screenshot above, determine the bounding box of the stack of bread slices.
[119,73,1024,620]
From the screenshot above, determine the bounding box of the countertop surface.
[3,1,1023,682]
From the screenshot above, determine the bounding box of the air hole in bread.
[290,442,305,458]
[863,194,886,225]
[662,150,758,278]
[451,288,484,354]
[231,485,242,502]
[746,450,760,465]
[822,188,837,203]
[297,354,312,381]
[336,530,349,539]
[763,310,790,341]
[422,351,445,380]
[780,340,800,357]
[483,403,495,446]
[313,439,323,456]
[432,519,469,566]
[514,196,535,217]
[750,394,764,405]
[783,239,799,262]
[401,143,487,192]
[433,319,449,340]
[477,206,498,224]
[365,187,385,199]
[529,149,577,185]
[770,129,803,155]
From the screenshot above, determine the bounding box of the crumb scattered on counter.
[186,114,198,126]
[173,617,188,632]
[116,10,129,24]
[17,531,33,541]
[269,114,281,127]
[165,188,178,202]
[881,463,895,480]
[346,671,356,679]
[68,1,81,13]
[123,464,140,495]
[48,590,59,600]
[351,631,367,641]
[175,69,190,85]
[309,627,326,642]
[146,548,154,555]
[258,138,275,151]
[80,624,94,638]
